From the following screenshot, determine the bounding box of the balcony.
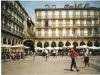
[27,28,35,37]
[5,1,24,20]
[36,24,99,29]
[1,23,24,38]
[87,15,98,19]
[37,15,98,20]
[35,34,100,39]
[1,7,24,28]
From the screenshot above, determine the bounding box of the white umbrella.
[1,44,12,48]
[59,47,63,49]
[35,47,41,50]
[88,46,100,50]
[11,45,21,48]
[46,47,54,50]
[54,47,58,50]
[23,46,30,49]
[1,44,12,52]
[11,45,29,49]
[68,45,74,48]
[41,48,46,51]
[76,46,80,49]
[79,45,88,49]
[62,46,67,48]
[54,47,62,50]
[35,47,46,51]
[54,47,59,50]
[11,44,29,52]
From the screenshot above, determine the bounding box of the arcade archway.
[51,41,56,47]
[3,37,7,44]
[58,41,63,47]
[37,41,42,48]
[80,41,85,46]
[94,41,100,47]
[8,38,11,45]
[65,41,71,46]
[87,41,93,47]
[73,41,78,46]
[24,40,34,52]
[12,39,14,46]
[44,41,49,48]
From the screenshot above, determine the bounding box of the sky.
[19,0,100,22]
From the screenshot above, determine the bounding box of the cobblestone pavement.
[2,56,100,75]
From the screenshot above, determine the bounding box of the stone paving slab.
[2,56,100,75]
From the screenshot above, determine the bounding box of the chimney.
[75,3,77,8]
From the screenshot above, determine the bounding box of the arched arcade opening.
[37,41,42,48]
[94,41,100,47]
[87,41,93,47]
[65,41,71,46]
[51,41,56,47]
[24,40,34,52]
[80,41,85,46]
[44,41,49,48]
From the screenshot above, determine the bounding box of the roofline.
[35,8,100,11]
[16,1,29,16]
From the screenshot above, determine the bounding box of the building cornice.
[35,8,100,11]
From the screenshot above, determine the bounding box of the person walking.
[55,50,58,58]
[33,51,36,60]
[48,50,50,58]
[70,48,79,72]
[45,50,48,61]
[83,49,90,68]
[89,51,93,58]
[2,52,7,62]
[53,50,56,58]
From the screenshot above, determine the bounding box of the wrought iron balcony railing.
[36,24,99,28]
[5,1,24,20]
[35,34,100,39]
[1,7,24,28]
[37,15,98,19]
[1,23,24,38]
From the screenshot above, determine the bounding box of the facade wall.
[35,8,100,48]
[36,10,99,37]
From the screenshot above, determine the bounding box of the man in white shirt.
[45,50,48,54]
[45,50,48,61]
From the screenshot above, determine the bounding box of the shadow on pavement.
[64,69,70,71]
[78,67,84,69]
[90,63,100,72]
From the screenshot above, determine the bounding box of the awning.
[1,44,12,48]
[11,45,30,49]
[88,46,100,50]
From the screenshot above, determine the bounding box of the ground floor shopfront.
[1,31,23,46]
[22,37,100,56]
[34,38,100,48]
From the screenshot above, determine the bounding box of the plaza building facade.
[1,1,34,46]
[34,4,100,48]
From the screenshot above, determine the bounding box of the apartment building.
[35,3,100,48]
[1,1,34,46]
